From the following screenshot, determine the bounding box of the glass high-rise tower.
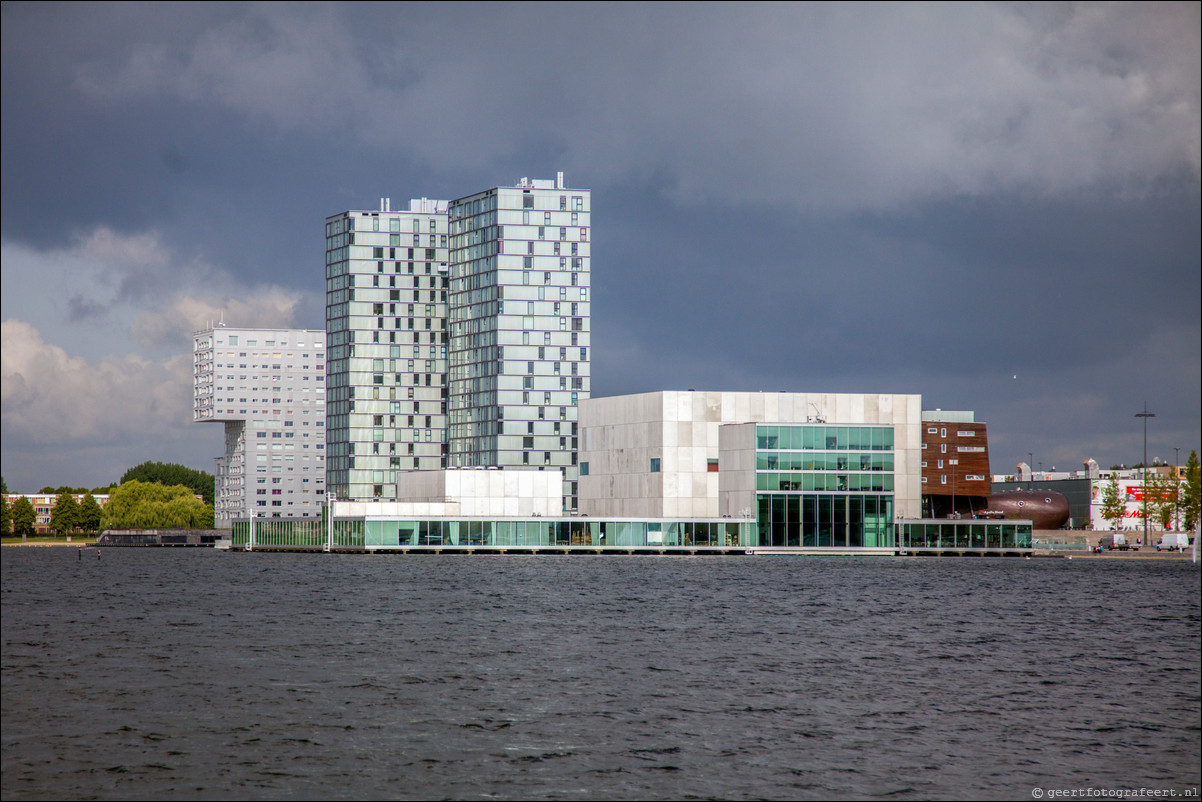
[324,199,449,501]
[446,175,591,512]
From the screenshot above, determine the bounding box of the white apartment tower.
[447,175,591,511]
[324,198,450,501]
[193,326,327,526]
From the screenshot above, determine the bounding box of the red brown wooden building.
[921,411,991,517]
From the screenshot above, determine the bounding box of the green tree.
[78,493,104,534]
[103,480,213,529]
[120,461,215,507]
[1,495,11,535]
[1144,472,1176,531]
[1184,450,1201,533]
[1101,474,1126,531]
[10,496,36,536]
[49,494,80,534]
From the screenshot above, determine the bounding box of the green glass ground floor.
[230,514,1032,554]
[232,516,754,550]
[900,519,1032,551]
[756,493,895,548]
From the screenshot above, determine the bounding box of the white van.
[1156,533,1190,551]
[1098,533,1134,551]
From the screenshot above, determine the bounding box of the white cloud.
[0,318,229,491]
[0,226,309,488]
[131,290,303,349]
[1,319,190,446]
[73,3,1200,211]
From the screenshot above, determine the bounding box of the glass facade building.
[231,516,752,550]
[900,520,1032,550]
[754,425,896,547]
[447,177,590,512]
[324,200,449,501]
[230,514,1033,553]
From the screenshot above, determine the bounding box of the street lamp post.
[1174,446,1181,532]
[1135,403,1155,548]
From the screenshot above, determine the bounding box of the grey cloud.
[67,295,107,321]
[2,2,1198,489]
[69,3,1200,211]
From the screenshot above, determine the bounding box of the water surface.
[3,548,1199,799]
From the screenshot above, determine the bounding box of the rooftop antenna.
[219,311,226,327]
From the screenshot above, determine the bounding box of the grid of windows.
[324,204,449,500]
[754,425,896,548]
[193,328,326,523]
[446,181,590,511]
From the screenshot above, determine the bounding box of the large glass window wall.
[376,519,749,548]
[755,493,894,548]
[232,518,364,548]
[755,424,896,548]
[900,521,1032,550]
[758,473,893,492]
[758,425,892,451]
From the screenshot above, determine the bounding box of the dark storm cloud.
[2,2,1198,490]
[67,295,107,321]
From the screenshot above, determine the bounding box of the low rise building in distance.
[989,459,1184,531]
[193,326,327,526]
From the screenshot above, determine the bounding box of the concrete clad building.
[578,391,922,547]
[193,326,327,526]
[324,199,450,501]
[332,468,564,521]
[447,175,590,512]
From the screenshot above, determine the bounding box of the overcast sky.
[2,2,1199,492]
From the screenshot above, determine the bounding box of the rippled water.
[3,548,1199,800]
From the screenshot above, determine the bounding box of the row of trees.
[18,464,214,505]
[2,462,216,535]
[2,482,214,535]
[36,485,115,495]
